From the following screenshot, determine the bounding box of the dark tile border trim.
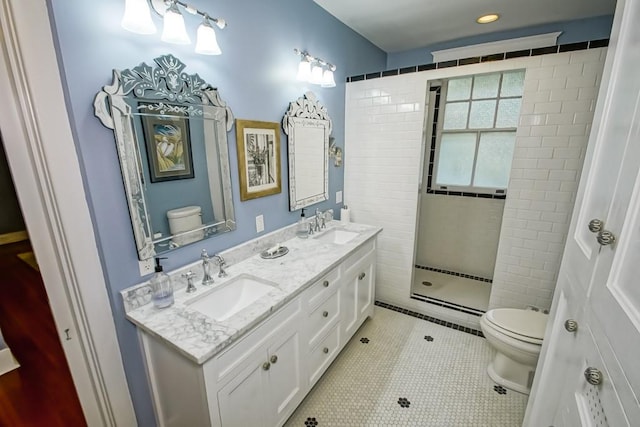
[346,37,609,82]
[415,264,493,283]
[410,293,484,317]
[375,301,485,337]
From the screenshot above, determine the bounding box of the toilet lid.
[485,308,548,341]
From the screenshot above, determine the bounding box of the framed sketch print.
[141,110,194,183]
[235,119,282,201]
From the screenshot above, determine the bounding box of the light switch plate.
[336,190,343,204]
[256,214,264,233]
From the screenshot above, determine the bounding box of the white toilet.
[479,308,548,394]
[167,205,205,247]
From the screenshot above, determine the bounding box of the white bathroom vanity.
[122,220,381,426]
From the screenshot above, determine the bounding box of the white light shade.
[297,59,311,81]
[309,64,323,85]
[121,0,156,34]
[321,69,336,88]
[195,21,221,55]
[161,4,191,44]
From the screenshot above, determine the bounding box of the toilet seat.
[484,309,547,345]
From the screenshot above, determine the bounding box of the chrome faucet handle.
[182,271,197,293]
[214,254,228,277]
[201,249,214,286]
[321,217,326,229]
[308,223,314,235]
[314,209,322,232]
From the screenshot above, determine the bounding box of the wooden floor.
[0,240,86,426]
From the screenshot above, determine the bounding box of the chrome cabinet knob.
[262,362,271,371]
[323,347,329,354]
[322,311,329,317]
[323,280,329,287]
[584,367,603,385]
[270,355,278,364]
[358,272,366,280]
[588,218,604,233]
[564,319,578,333]
[596,230,616,246]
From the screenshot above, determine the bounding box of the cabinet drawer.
[307,290,340,349]
[213,297,301,383]
[343,239,375,277]
[305,267,340,310]
[308,324,340,386]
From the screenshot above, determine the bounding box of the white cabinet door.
[267,323,304,427]
[342,251,376,338]
[217,348,268,427]
[525,0,640,424]
[341,267,359,338]
[356,253,375,319]
[217,309,304,427]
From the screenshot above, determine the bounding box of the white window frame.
[432,71,523,195]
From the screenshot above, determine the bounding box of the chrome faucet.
[201,249,214,286]
[213,254,228,277]
[314,208,322,232]
[182,271,196,293]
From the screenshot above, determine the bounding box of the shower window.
[431,70,524,196]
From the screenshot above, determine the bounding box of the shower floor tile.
[284,306,527,426]
[411,268,491,312]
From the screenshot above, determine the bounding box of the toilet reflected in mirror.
[167,206,205,248]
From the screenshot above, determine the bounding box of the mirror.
[94,54,236,260]
[282,92,331,211]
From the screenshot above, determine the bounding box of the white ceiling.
[314,0,616,53]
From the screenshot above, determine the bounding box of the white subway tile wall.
[490,48,606,310]
[345,73,428,306]
[416,195,504,279]
[345,48,607,320]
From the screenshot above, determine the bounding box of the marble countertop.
[122,220,382,364]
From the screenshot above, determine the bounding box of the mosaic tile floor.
[285,306,527,426]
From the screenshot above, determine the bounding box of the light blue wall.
[47,0,386,424]
[387,15,614,69]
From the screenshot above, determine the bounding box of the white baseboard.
[0,347,20,376]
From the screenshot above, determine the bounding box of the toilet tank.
[167,205,205,246]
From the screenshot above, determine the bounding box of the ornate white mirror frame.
[282,91,331,211]
[94,54,235,260]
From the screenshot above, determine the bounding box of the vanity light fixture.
[476,13,500,24]
[120,0,227,54]
[309,62,324,85]
[121,0,157,34]
[296,53,312,81]
[294,49,337,88]
[194,15,222,55]
[161,1,190,44]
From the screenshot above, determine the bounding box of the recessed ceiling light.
[476,14,500,24]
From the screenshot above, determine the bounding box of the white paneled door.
[524,0,640,425]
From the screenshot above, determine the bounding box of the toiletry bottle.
[151,257,174,308]
[296,208,308,239]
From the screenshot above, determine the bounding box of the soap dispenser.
[296,208,308,239]
[151,257,174,308]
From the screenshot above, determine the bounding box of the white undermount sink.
[187,274,277,321]
[314,228,359,245]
